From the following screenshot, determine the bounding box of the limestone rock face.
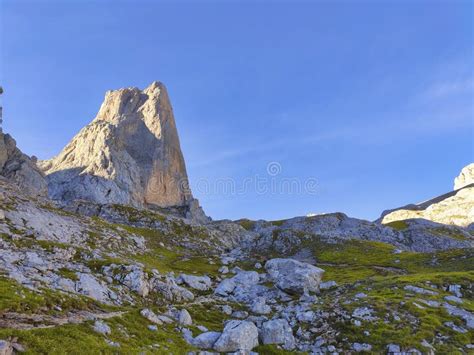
[0,132,47,197]
[454,163,474,190]
[380,164,474,229]
[40,82,197,210]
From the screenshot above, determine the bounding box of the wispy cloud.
[423,78,474,99]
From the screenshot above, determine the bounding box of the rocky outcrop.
[454,163,474,190]
[39,81,206,220]
[0,132,47,197]
[380,164,474,229]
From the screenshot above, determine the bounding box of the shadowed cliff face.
[39,81,193,208]
[0,132,47,197]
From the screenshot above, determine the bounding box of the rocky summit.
[39,82,201,215]
[0,82,472,354]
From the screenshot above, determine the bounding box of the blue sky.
[1,0,473,221]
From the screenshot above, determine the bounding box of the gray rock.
[444,321,467,333]
[296,310,315,323]
[93,320,111,335]
[179,274,212,291]
[448,284,462,297]
[387,344,400,353]
[444,295,463,304]
[213,320,259,352]
[353,343,372,352]
[104,264,150,297]
[404,285,438,296]
[148,325,158,331]
[443,303,474,329]
[231,311,249,319]
[319,280,337,290]
[265,258,324,295]
[0,340,13,355]
[193,331,222,349]
[260,319,295,350]
[222,305,233,315]
[232,271,260,286]
[251,297,271,315]
[352,307,376,321]
[75,273,115,304]
[215,278,236,296]
[178,309,193,326]
[219,266,229,274]
[153,277,194,302]
[140,308,163,325]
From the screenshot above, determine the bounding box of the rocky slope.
[0,132,47,197]
[0,175,472,354]
[39,82,206,221]
[380,164,474,229]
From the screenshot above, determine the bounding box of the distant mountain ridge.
[380,164,474,229]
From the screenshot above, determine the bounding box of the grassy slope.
[0,204,472,354]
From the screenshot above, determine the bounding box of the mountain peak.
[454,163,474,190]
[40,82,202,216]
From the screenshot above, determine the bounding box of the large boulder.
[260,319,295,350]
[0,133,47,197]
[39,81,207,222]
[191,331,222,349]
[265,258,325,295]
[213,320,259,352]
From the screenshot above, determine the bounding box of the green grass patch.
[385,220,408,230]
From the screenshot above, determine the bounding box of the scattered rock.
[177,309,193,326]
[448,284,462,298]
[222,305,233,315]
[265,258,325,295]
[444,321,467,333]
[444,295,463,304]
[250,297,271,315]
[213,320,259,352]
[353,342,372,352]
[93,320,111,335]
[443,303,474,329]
[192,331,222,349]
[179,274,212,291]
[215,278,236,296]
[319,280,337,290]
[260,319,295,350]
[0,340,13,355]
[387,344,401,353]
[140,309,163,325]
[403,285,438,296]
[218,266,229,274]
